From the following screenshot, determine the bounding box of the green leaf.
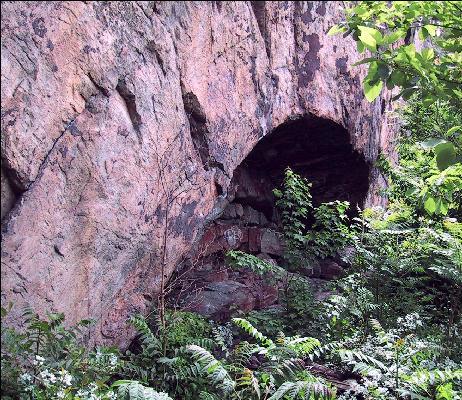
[424,24,438,37]
[435,142,456,171]
[424,196,436,214]
[358,26,379,52]
[422,48,434,61]
[390,69,406,87]
[384,30,405,45]
[404,44,416,60]
[352,4,368,16]
[352,57,380,67]
[386,75,395,90]
[328,24,347,35]
[422,93,437,107]
[377,63,390,79]
[402,87,418,100]
[364,78,383,102]
[419,27,429,41]
[435,198,449,215]
[446,126,461,136]
[405,187,419,197]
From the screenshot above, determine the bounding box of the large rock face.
[1,1,396,347]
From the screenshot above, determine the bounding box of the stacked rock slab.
[1,2,396,348]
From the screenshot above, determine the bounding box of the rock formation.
[1,1,396,348]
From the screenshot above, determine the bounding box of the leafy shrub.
[1,304,170,400]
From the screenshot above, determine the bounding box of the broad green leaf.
[422,93,437,107]
[328,24,346,35]
[404,44,416,60]
[357,41,365,54]
[358,26,381,52]
[377,62,390,79]
[418,27,429,41]
[405,187,419,197]
[352,57,379,67]
[386,75,395,90]
[424,24,438,37]
[424,196,436,214]
[353,4,368,15]
[422,48,434,61]
[383,30,405,45]
[390,69,406,86]
[402,87,418,100]
[435,142,456,171]
[360,26,383,44]
[436,198,449,215]
[366,61,379,82]
[446,126,461,136]
[364,79,383,102]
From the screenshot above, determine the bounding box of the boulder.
[260,229,285,256]
[186,280,255,317]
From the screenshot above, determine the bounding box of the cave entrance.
[174,115,370,319]
[224,114,370,228]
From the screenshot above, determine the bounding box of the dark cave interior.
[225,114,371,227]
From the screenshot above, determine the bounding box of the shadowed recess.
[230,114,371,221]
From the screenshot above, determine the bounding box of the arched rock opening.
[228,114,370,223]
[174,115,370,319]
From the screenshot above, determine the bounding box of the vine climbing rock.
[1,1,397,348]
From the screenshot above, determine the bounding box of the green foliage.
[331,316,462,400]
[227,250,318,334]
[123,310,215,399]
[186,318,333,400]
[329,1,462,107]
[330,1,462,218]
[0,304,167,400]
[113,380,174,400]
[274,168,352,269]
[377,93,462,219]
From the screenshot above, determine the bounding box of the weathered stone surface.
[260,229,284,256]
[1,1,396,347]
[1,167,16,220]
[303,259,344,280]
[319,260,344,280]
[186,280,255,318]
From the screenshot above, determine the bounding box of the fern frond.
[272,358,304,381]
[198,392,221,400]
[186,345,235,395]
[236,368,261,399]
[128,315,158,343]
[339,349,387,373]
[232,341,263,368]
[114,380,173,400]
[212,327,230,356]
[268,379,332,400]
[285,336,321,358]
[233,318,274,347]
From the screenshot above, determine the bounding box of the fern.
[268,379,333,400]
[231,341,264,369]
[186,345,235,395]
[113,380,173,400]
[128,314,161,348]
[233,318,274,347]
[338,349,387,373]
[398,368,462,400]
[271,358,305,382]
[236,368,261,399]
